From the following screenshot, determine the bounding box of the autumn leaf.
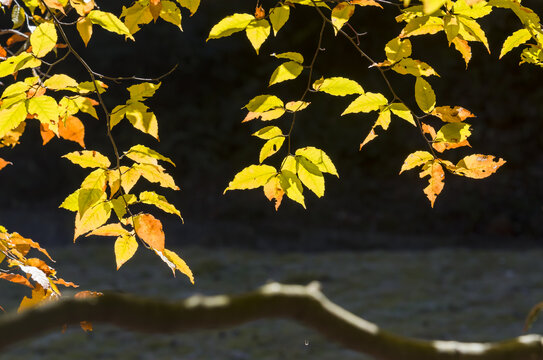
[114,234,138,269]
[225,164,277,192]
[76,16,93,46]
[420,160,445,207]
[30,22,58,58]
[359,129,378,149]
[331,3,355,35]
[149,0,162,21]
[244,95,284,112]
[0,158,12,171]
[263,175,284,210]
[500,28,531,59]
[254,4,265,19]
[431,106,475,122]
[73,200,112,240]
[269,4,290,35]
[58,115,85,148]
[88,10,134,39]
[313,77,364,96]
[134,213,165,252]
[296,156,325,197]
[385,37,412,63]
[63,150,110,168]
[259,137,285,163]
[279,170,305,208]
[414,77,436,113]
[342,92,388,115]
[139,191,182,219]
[269,61,303,86]
[86,223,130,237]
[399,151,434,174]
[163,248,194,283]
[18,285,49,313]
[0,273,33,288]
[294,147,338,177]
[454,154,506,179]
[207,13,255,40]
[246,19,271,54]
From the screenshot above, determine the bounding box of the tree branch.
[0,282,541,360]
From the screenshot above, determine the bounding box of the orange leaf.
[6,34,28,46]
[1,121,26,147]
[360,129,378,149]
[149,0,162,21]
[42,0,66,14]
[421,122,436,139]
[9,232,54,261]
[27,86,46,98]
[18,285,49,313]
[255,4,265,19]
[454,154,506,179]
[0,158,12,171]
[263,175,284,210]
[0,45,6,58]
[0,273,33,288]
[80,321,93,332]
[420,161,444,208]
[69,0,95,16]
[75,290,103,298]
[53,278,79,288]
[433,139,471,153]
[26,258,54,276]
[134,213,165,252]
[431,106,475,122]
[40,123,56,146]
[59,115,85,148]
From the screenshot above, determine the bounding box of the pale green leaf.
[500,28,531,58]
[269,5,290,35]
[63,150,111,169]
[389,102,416,126]
[246,19,270,54]
[252,126,283,140]
[295,147,338,177]
[399,150,434,174]
[30,22,57,58]
[110,194,137,219]
[114,234,138,269]
[259,137,285,163]
[77,188,106,217]
[244,95,284,112]
[296,156,324,197]
[342,92,388,115]
[0,102,27,138]
[207,13,254,40]
[269,61,303,86]
[313,77,364,96]
[414,77,436,113]
[88,10,133,39]
[272,51,303,63]
[224,164,277,192]
[139,190,182,219]
[400,15,444,37]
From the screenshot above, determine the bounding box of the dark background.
[1,1,543,250]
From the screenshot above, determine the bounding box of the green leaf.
[139,191,182,219]
[30,22,57,58]
[252,126,283,140]
[399,151,434,174]
[342,92,388,115]
[269,61,303,86]
[44,74,78,90]
[414,77,436,113]
[246,19,270,54]
[159,1,182,30]
[259,137,285,163]
[88,10,134,39]
[385,37,412,63]
[0,52,41,78]
[0,102,27,139]
[207,13,254,40]
[125,144,175,166]
[176,0,200,15]
[296,156,324,197]
[11,4,25,28]
[128,82,161,102]
[313,77,364,96]
[392,58,439,77]
[331,3,355,34]
[389,103,416,126]
[114,234,138,270]
[295,147,338,177]
[63,150,111,169]
[279,170,305,208]
[244,95,284,112]
[500,28,531,59]
[224,164,277,192]
[269,4,290,35]
[272,52,303,63]
[435,123,471,143]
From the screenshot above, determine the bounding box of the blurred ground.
[2,244,543,359]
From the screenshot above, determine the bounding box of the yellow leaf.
[139,190,182,219]
[385,37,412,63]
[176,0,200,15]
[454,154,506,179]
[420,161,444,207]
[207,13,254,40]
[434,123,471,143]
[295,147,338,177]
[351,0,382,8]
[252,126,283,140]
[134,163,179,190]
[87,223,130,237]
[414,77,436,113]
[114,234,138,269]
[244,95,284,112]
[285,101,310,112]
[18,285,49,313]
[269,61,303,86]
[76,188,106,217]
[74,201,112,240]
[457,16,489,52]
[272,52,303,63]
[243,108,285,122]
[150,0,162,21]
[269,4,290,35]
[0,52,41,78]
[263,175,284,210]
[259,136,285,163]
[121,2,153,35]
[88,10,134,39]
[392,58,439,77]
[287,0,329,8]
[30,22,57,58]
[0,101,27,138]
[125,102,159,139]
[163,248,194,284]
[399,150,434,174]
[422,0,446,14]
[296,156,324,197]
[331,3,355,35]
[134,213,165,251]
[342,92,388,115]
[63,150,111,168]
[313,77,364,96]
[44,74,78,90]
[400,15,444,37]
[245,19,270,54]
[110,194,137,219]
[225,164,277,192]
[281,155,297,173]
[127,82,161,101]
[279,170,305,208]
[70,0,95,16]
[431,105,475,122]
[500,28,531,59]
[389,102,415,125]
[125,144,175,166]
[159,0,182,30]
[26,95,59,133]
[451,36,472,66]
[375,109,391,130]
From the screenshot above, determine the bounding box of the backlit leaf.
[422,0,446,14]
[121,1,153,35]
[375,109,391,130]
[272,52,303,63]
[259,136,285,163]
[392,58,439,77]
[125,144,175,166]
[245,19,270,54]
[59,115,85,148]
[76,16,93,46]
[63,150,111,168]
[296,156,324,197]
[454,154,506,179]
[30,22,57,58]
[269,61,303,86]
[244,95,284,112]
[125,102,159,139]
[453,0,492,18]
[385,37,412,62]
[414,77,436,113]
[74,201,112,240]
[285,101,310,112]
[0,102,27,139]
[0,52,41,78]
[163,248,194,283]
[331,3,355,35]
[44,74,78,90]
[134,163,179,190]
[0,273,32,288]
[18,285,49,313]
[431,106,475,122]
[435,123,471,143]
[342,92,388,115]
[420,160,444,207]
[400,15,444,37]
[87,223,130,237]
[134,213,165,252]
[207,13,254,40]
[389,102,415,125]
[294,147,338,177]
[150,0,162,21]
[0,158,11,171]
[26,96,59,132]
[269,4,290,35]
[110,194,137,219]
[451,36,472,66]
[263,175,284,210]
[127,82,161,102]
[457,16,489,52]
[252,126,283,140]
[399,150,434,173]
[313,77,364,96]
[159,1,182,30]
[88,10,133,39]
[224,164,277,192]
[139,191,182,219]
[243,108,286,122]
[176,0,200,15]
[279,170,305,208]
[500,28,531,59]
[114,234,138,269]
